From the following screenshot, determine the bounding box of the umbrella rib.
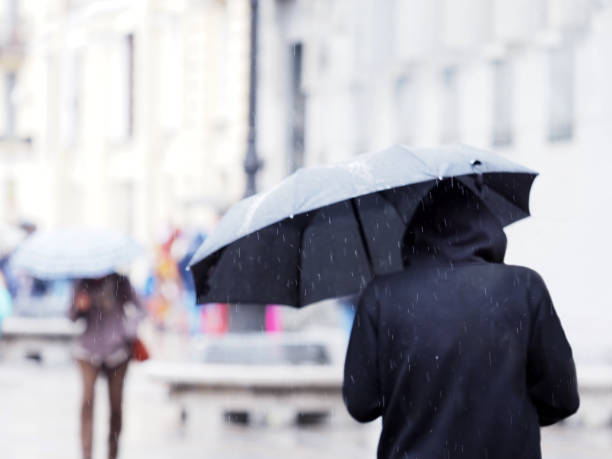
[350,198,375,279]
[379,181,435,226]
[297,224,305,306]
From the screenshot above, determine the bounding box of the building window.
[352,88,370,154]
[126,33,134,138]
[491,59,513,147]
[115,182,134,235]
[548,45,574,142]
[3,178,16,217]
[109,33,134,142]
[7,0,17,41]
[440,66,458,143]
[159,19,181,133]
[61,52,81,146]
[395,73,418,145]
[5,72,16,137]
[288,42,305,173]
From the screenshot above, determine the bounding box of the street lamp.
[233,0,265,333]
[244,0,261,197]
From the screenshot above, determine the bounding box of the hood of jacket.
[402,179,507,266]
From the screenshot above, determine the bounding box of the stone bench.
[577,365,612,394]
[0,316,81,340]
[0,316,81,362]
[146,360,344,425]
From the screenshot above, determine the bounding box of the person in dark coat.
[343,180,579,459]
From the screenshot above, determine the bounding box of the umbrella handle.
[471,159,484,192]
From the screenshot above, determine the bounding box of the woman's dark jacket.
[343,185,579,459]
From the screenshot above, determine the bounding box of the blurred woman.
[69,273,145,459]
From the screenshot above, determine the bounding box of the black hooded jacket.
[343,183,579,459]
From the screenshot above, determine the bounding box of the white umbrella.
[10,227,143,279]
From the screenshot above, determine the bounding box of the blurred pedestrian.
[343,181,579,459]
[0,272,12,335]
[147,241,183,330]
[0,256,18,297]
[69,273,145,459]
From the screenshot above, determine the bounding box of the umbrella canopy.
[189,144,537,307]
[10,227,143,280]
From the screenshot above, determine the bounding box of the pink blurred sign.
[265,305,283,333]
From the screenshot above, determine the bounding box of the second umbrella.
[10,227,143,280]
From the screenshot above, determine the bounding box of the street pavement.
[0,351,611,458]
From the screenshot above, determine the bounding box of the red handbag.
[132,338,150,362]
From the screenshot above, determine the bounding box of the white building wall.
[457,60,491,146]
[258,0,612,363]
[442,0,493,49]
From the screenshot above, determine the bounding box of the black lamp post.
[244,0,261,198]
[230,0,265,333]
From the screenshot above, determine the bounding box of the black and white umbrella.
[189,144,537,307]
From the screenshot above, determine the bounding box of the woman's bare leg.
[106,360,129,459]
[78,360,99,459]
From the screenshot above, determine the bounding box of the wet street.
[0,355,380,459]
[0,349,611,459]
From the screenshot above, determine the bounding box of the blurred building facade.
[0,0,251,243]
[1,0,612,360]
[257,0,612,362]
[258,0,610,169]
[0,0,32,224]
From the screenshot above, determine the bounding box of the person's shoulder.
[500,264,548,289]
